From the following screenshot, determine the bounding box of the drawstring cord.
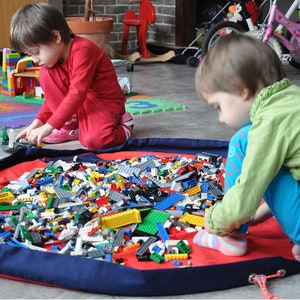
[248,269,286,299]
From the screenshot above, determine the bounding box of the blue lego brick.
[153,192,184,210]
[201,182,209,193]
[155,222,170,242]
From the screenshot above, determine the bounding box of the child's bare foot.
[292,244,300,261]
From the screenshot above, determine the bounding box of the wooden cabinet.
[0,0,45,49]
[175,0,196,47]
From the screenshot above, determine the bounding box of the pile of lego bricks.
[0,151,225,265]
[0,138,299,296]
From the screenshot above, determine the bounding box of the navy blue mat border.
[0,245,299,296]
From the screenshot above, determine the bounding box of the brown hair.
[195,34,286,100]
[10,3,72,53]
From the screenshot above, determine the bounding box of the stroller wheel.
[187,56,199,67]
[174,53,186,64]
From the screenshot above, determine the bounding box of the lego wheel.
[126,64,134,72]
[187,56,199,67]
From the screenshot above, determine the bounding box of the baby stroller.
[174,0,231,67]
[174,0,259,67]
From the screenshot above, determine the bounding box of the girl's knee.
[83,136,111,150]
[81,127,128,150]
[83,133,126,150]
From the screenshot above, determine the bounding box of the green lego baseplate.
[136,209,171,235]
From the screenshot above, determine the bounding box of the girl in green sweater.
[194,34,300,261]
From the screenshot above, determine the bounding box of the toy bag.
[0,138,299,296]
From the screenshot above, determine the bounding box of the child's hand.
[26,123,54,145]
[16,119,43,141]
[16,127,31,141]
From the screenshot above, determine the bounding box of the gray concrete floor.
[1,61,300,299]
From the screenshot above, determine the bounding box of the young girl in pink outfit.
[10,3,133,150]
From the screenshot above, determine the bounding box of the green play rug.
[125,97,187,115]
[0,92,187,129]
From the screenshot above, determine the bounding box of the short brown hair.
[10,3,72,53]
[195,34,286,99]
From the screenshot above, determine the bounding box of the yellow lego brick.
[185,185,201,196]
[17,195,36,202]
[179,213,204,227]
[115,175,125,189]
[129,157,137,164]
[49,216,63,224]
[91,171,103,179]
[72,179,81,185]
[164,253,189,260]
[0,191,15,204]
[87,175,96,184]
[101,208,141,229]
[7,78,13,89]
[38,191,49,201]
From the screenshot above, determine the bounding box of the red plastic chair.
[121,0,156,58]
